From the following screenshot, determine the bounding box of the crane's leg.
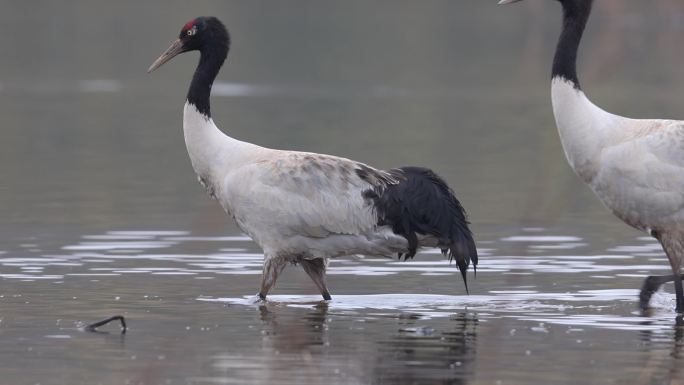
[640,275,679,311]
[676,273,684,313]
[300,258,331,301]
[258,258,286,301]
[643,233,684,313]
[663,236,684,313]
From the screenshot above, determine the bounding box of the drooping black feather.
[358,166,478,293]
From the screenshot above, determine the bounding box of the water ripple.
[200,290,678,331]
[1,229,676,332]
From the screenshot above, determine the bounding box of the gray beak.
[498,0,525,4]
[148,39,184,73]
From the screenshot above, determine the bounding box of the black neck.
[553,0,592,89]
[187,45,227,118]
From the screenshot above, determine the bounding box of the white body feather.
[183,102,410,261]
[552,78,684,232]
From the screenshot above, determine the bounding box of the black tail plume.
[366,166,478,292]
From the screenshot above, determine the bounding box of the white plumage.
[185,102,407,258]
[553,79,684,231]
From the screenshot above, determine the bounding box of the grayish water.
[3,1,684,384]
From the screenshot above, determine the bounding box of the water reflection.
[372,313,478,384]
[201,304,338,384]
[202,302,479,384]
[633,316,684,383]
[258,302,329,350]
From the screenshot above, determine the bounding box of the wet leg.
[675,273,684,313]
[666,246,684,313]
[301,258,331,300]
[258,258,286,301]
[653,233,684,313]
[640,275,677,311]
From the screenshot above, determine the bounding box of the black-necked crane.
[148,17,477,301]
[501,0,684,312]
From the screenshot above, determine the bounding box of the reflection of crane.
[502,0,684,312]
[148,17,477,301]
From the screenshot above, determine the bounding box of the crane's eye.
[187,26,197,36]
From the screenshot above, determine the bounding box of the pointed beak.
[147,39,185,73]
[497,0,524,4]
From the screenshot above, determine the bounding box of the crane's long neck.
[552,0,591,89]
[551,0,620,183]
[187,48,224,117]
[183,41,246,183]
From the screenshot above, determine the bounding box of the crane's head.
[148,17,230,73]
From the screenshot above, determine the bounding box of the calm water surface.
[3,1,684,384]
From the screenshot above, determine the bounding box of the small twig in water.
[84,315,127,334]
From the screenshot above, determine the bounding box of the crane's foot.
[322,291,332,301]
[676,297,684,314]
[639,276,662,312]
[639,275,684,314]
[675,277,684,314]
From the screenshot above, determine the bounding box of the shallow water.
[2,229,684,384]
[4,0,684,384]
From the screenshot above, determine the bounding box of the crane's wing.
[223,151,400,238]
[220,150,477,288]
[596,119,684,222]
